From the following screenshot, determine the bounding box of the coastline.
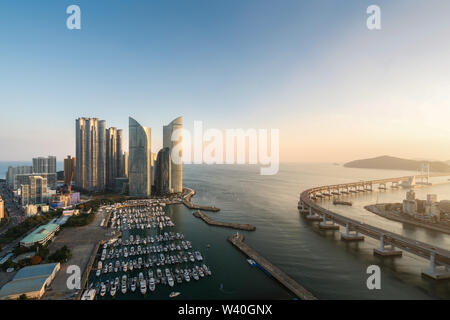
[365,204,450,235]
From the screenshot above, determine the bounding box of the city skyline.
[1,0,450,163]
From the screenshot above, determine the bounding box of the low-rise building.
[20,223,60,247]
[0,263,60,300]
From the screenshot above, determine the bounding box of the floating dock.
[193,211,256,231]
[228,233,317,300]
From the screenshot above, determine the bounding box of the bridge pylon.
[341,223,364,242]
[373,234,402,257]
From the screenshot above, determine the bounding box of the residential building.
[64,156,76,185]
[163,116,183,193]
[128,117,151,197]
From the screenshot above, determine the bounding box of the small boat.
[333,199,352,206]
[110,283,117,297]
[149,277,156,292]
[247,259,256,266]
[100,283,106,297]
[140,279,147,294]
[169,292,181,298]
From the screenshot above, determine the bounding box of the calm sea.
[4,161,450,299]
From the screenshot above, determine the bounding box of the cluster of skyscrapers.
[75,118,128,192]
[75,116,182,197]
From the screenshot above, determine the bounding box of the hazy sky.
[0,0,449,162]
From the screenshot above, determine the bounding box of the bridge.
[298,174,450,280]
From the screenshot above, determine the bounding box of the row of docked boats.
[95,264,212,296]
[91,200,211,299]
[96,249,204,276]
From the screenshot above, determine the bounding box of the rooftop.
[20,224,59,245]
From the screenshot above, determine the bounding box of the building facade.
[128,117,151,197]
[163,117,183,193]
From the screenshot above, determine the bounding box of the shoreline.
[365,204,450,235]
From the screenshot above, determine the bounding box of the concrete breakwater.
[182,188,220,212]
[193,210,256,231]
[228,233,317,300]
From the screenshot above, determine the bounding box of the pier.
[193,210,256,231]
[298,173,450,280]
[228,233,317,300]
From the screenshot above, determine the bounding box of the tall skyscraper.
[98,120,107,190]
[117,129,124,177]
[75,117,124,191]
[163,116,183,193]
[106,127,118,188]
[122,152,129,178]
[64,156,76,185]
[128,117,151,197]
[0,196,4,220]
[75,117,100,191]
[154,147,171,195]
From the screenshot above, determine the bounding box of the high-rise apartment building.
[105,127,124,188]
[21,176,48,206]
[6,166,32,189]
[64,156,76,185]
[122,152,129,178]
[32,156,56,175]
[0,196,4,220]
[98,120,107,190]
[76,117,100,191]
[128,117,151,197]
[163,116,183,193]
[154,148,171,195]
[75,117,124,192]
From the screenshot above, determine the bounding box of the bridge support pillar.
[421,252,450,280]
[298,201,308,214]
[306,208,322,221]
[319,214,339,230]
[373,234,402,257]
[341,223,364,241]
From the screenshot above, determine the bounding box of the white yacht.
[149,277,156,292]
[110,283,117,297]
[100,283,106,297]
[140,279,147,294]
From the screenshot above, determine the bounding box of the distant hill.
[344,156,450,173]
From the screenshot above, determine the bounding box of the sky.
[0,0,449,163]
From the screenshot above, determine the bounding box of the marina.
[86,199,213,299]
